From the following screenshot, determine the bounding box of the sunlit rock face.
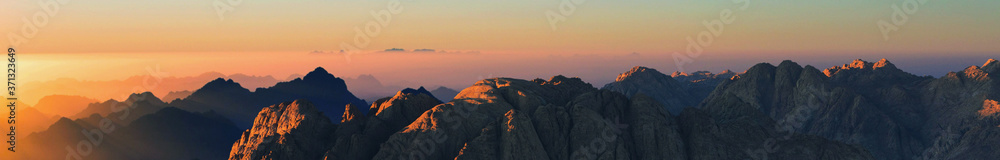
[229,100,335,160]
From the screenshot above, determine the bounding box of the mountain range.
[229,58,1000,160]
[9,58,999,160]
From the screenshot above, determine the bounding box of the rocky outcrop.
[603,66,698,115]
[230,100,335,160]
[324,87,443,160]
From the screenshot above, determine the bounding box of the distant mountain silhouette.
[430,86,459,102]
[341,74,409,102]
[172,67,367,127]
[161,90,192,102]
[32,95,98,117]
[21,71,281,105]
[71,92,168,124]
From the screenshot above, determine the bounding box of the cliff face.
[229,100,335,160]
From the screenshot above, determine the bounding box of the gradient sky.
[3,0,997,53]
[3,0,999,95]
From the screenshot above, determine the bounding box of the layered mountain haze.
[20,72,283,105]
[32,95,98,118]
[161,90,193,102]
[20,106,240,160]
[70,92,169,124]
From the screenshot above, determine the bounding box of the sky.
[2,0,999,96]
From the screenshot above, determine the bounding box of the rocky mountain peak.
[819,59,918,86]
[303,67,338,82]
[958,65,990,81]
[983,59,999,73]
[604,66,697,115]
[201,78,246,91]
[826,59,899,76]
[671,71,687,77]
[616,66,664,82]
[258,99,330,135]
[740,63,777,80]
[541,75,591,87]
[720,69,734,75]
[124,92,164,104]
[778,60,802,68]
[342,103,364,124]
[230,99,335,160]
[397,86,443,103]
[874,58,896,69]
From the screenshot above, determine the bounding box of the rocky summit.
[603,66,699,115]
[230,100,335,160]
